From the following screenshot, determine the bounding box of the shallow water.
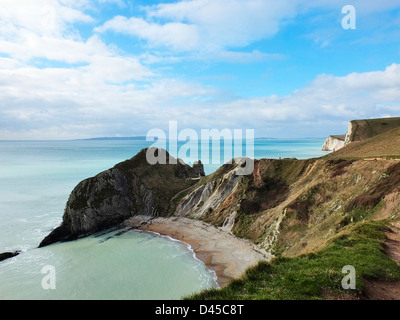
[0,229,217,300]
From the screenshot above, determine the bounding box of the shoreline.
[143,229,220,288]
[126,216,272,288]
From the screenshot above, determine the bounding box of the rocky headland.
[39,148,205,247]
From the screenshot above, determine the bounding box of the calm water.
[0,138,326,299]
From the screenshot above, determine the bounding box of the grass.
[186,220,400,300]
[231,212,258,240]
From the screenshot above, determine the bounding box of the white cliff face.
[344,121,357,145]
[321,135,346,152]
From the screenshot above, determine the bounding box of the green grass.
[186,220,400,300]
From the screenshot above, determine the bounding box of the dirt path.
[362,221,400,300]
[385,221,400,265]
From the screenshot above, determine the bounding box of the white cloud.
[97,0,400,55]
[133,63,400,135]
[0,0,93,37]
[146,0,297,47]
[205,50,284,64]
[0,32,109,63]
[95,16,200,51]
[96,0,299,53]
[0,59,400,139]
[3,61,399,139]
[0,0,105,65]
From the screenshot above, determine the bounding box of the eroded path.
[362,221,400,300]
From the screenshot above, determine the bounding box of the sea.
[0,138,327,299]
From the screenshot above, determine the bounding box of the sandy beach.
[126,216,272,288]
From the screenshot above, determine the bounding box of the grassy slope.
[187,122,400,300]
[348,117,400,142]
[188,220,400,300]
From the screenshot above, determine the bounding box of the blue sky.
[0,0,399,139]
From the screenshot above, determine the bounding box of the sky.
[0,0,399,139]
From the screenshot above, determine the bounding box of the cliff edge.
[322,117,400,152]
[345,117,400,144]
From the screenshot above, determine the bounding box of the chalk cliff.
[321,135,345,151]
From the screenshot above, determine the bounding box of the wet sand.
[126,216,272,288]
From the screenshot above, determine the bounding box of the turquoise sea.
[0,138,326,299]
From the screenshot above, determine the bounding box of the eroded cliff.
[170,155,400,259]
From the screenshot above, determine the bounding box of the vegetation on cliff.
[188,220,400,299]
[184,118,400,299]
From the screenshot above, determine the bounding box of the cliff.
[345,117,400,144]
[321,135,345,151]
[322,117,400,152]
[173,156,400,257]
[39,148,204,247]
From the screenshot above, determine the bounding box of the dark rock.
[0,250,20,262]
[39,224,73,248]
[192,160,205,176]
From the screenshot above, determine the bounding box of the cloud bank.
[0,0,399,139]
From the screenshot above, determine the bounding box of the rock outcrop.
[0,250,20,262]
[192,160,205,177]
[321,135,346,151]
[39,148,201,247]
